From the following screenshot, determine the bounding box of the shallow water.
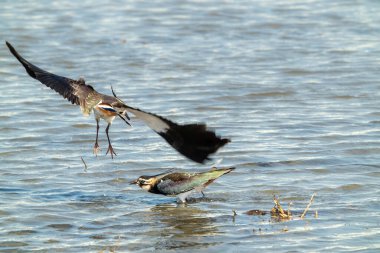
[0,0,379,252]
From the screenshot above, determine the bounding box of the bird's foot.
[93,143,100,156]
[106,144,117,159]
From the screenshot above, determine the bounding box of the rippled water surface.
[1,0,380,252]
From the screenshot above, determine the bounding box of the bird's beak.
[130,179,138,185]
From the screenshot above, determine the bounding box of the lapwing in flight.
[6,41,229,163]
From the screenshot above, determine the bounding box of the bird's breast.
[94,103,117,122]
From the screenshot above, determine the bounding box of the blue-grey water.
[1,0,379,252]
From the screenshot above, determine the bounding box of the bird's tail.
[194,166,235,190]
[208,167,235,176]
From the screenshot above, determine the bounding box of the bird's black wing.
[125,106,230,163]
[6,41,94,106]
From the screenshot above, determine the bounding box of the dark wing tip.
[6,41,38,79]
[225,138,231,143]
[5,41,13,49]
[125,106,230,163]
[6,41,21,60]
[220,137,231,146]
[158,123,230,164]
[6,41,90,106]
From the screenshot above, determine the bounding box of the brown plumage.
[6,41,230,163]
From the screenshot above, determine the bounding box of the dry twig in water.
[271,196,292,220]
[300,192,316,219]
[80,156,88,172]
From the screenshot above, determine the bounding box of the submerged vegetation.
[245,193,317,221]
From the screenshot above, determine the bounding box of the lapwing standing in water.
[130,167,234,203]
[6,41,229,163]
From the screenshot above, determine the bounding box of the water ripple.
[1,0,380,252]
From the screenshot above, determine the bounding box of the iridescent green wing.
[156,173,198,195]
[157,170,229,195]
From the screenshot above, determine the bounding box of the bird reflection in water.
[150,204,221,250]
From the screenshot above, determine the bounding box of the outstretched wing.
[6,41,96,114]
[125,106,230,163]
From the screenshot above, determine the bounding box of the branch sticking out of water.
[271,195,292,220]
[300,192,316,219]
[80,156,88,172]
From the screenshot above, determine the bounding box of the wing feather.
[125,106,230,163]
[156,168,234,195]
[156,173,196,195]
[6,41,96,109]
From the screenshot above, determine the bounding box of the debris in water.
[301,192,316,219]
[80,156,88,172]
[245,209,267,216]
[270,195,292,220]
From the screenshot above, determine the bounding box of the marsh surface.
[1,0,379,252]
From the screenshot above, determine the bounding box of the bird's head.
[130,170,173,192]
[130,175,157,191]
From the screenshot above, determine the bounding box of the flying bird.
[6,41,229,163]
[130,167,235,203]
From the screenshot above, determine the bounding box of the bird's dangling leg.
[105,123,116,159]
[93,119,100,156]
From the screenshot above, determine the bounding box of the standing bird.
[6,41,229,163]
[130,167,235,203]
